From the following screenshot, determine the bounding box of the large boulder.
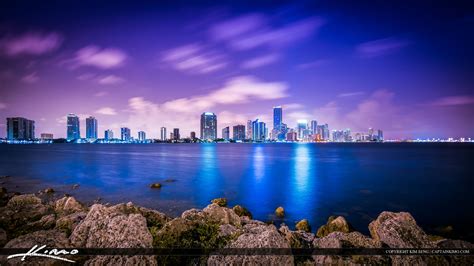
[279,224,315,248]
[69,203,156,265]
[316,216,353,238]
[368,211,434,248]
[208,223,294,265]
[55,196,86,216]
[211,197,227,207]
[312,231,387,265]
[56,211,87,236]
[296,219,311,232]
[232,205,252,219]
[202,203,241,227]
[108,202,171,228]
[0,194,52,237]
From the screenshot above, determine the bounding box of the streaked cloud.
[97,75,125,85]
[296,59,328,70]
[356,37,409,58]
[0,102,6,109]
[95,107,117,115]
[338,91,365,97]
[73,46,127,69]
[233,17,324,50]
[21,72,39,84]
[161,44,227,74]
[241,53,279,69]
[428,95,474,106]
[94,91,108,97]
[0,31,63,56]
[210,13,266,41]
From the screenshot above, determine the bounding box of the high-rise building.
[222,126,230,140]
[7,117,35,140]
[297,120,307,140]
[310,120,318,135]
[121,127,131,141]
[40,133,53,140]
[332,130,344,142]
[246,120,252,139]
[104,129,113,140]
[233,125,245,141]
[86,116,98,140]
[173,128,180,140]
[190,131,196,140]
[286,130,298,142]
[138,131,146,141]
[273,106,282,130]
[323,124,330,140]
[200,112,217,140]
[368,128,374,140]
[67,114,80,141]
[377,129,384,142]
[160,127,167,141]
[252,119,266,141]
[343,128,352,142]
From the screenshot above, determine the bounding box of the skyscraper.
[104,129,113,140]
[121,127,131,141]
[310,120,318,135]
[86,116,98,140]
[160,127,167,141]
[273,106,282,130]
[222,126,230,140]
[173,128,180,140]
[233,125,245,141]
[323,124,330,140]
[377,129,384,142]
[252,119,266,141]
[246,120,252,139]
[200,112,217,140]
[7,117,35,140]
[67,114,80,141]
[138,131,146,141]
[297,120,307,140]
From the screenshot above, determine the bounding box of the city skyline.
[1,1,473,139]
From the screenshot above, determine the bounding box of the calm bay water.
[0,143,473,240]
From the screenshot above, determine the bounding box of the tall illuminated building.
[310,120,318,135]
[246,120,253,139]
[273,106,282,129]
[67,114,80,141]
[222,126,230,140]
[173,128,180,140]
[121,127,131,141]
[7,117,35,140]
[160,127,167,141]
[297,120,307,140]
[86,116,98,140]
[252,119,266,141]
[377,129,384,142]
[138,131,146,141]
[233,125,245,141]
[104,129,113,140]
[200,112,217,140]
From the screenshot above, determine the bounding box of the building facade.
[104,129,113,140]
[40,133,53,140]
[67,114,80,141]
[86,116,98,140]
[138,131,146,141]
[121,127,131,141]
[160,127,167,141]
[233,125,245,141]
[222,126,230,140]
[173,128,180,140]
[252,119,266,141]
[7,117,35,140]
[200,112,217,140]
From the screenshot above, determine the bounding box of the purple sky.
[0,1,473,139]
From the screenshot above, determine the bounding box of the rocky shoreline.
[0,187,473,265]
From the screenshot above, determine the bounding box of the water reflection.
[286,144,315,216]
[253,145,265,181]
[196,144,219,203]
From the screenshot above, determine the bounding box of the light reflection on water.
[0,143,473,241]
